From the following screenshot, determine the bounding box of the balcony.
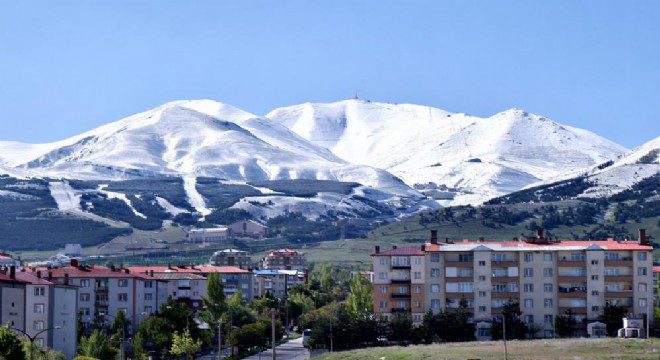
[557,275,587,282]
[392,264,411,269]
[492,259,518,266]
[445,276,474,282]
[391,278,412,284]
[559,306,587,314]
[491,292,519,299]
[604,257,633,267]
[224,278,239,284]
[604,274,634,281]
[391,307,409,313]
[94,286,109,293]
[558,258,585,266]
[391,293,411,299]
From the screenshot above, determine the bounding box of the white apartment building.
[252,269,307,299]
[373,229,654,340]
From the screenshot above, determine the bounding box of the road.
[198,337,310,360]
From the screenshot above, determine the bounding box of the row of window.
[382,251,648,265]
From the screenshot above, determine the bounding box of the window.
[544,283,553,293]
[415,301,421,308]
[524,268,533,278]
[639,298,648,308]
[34,287,45,296]
[80,293,90,301]
[430,268,440,278]
[414,272,421,279]
[379,301,388,309]
[544,253,552,261]
[380,287,387,294]
[638,252,647,261]
[591,290,599,296]
[544,268,553,277]
[591,260,599,265]
[591,275,599,280]
[144,306,153,314]
[458,254,473,262]
[431,299,440,309]
[592,306,600,312]
[544,314,553,324]
[479,306,487,312]
[544,299,553,308]
[414,257,422,265]
[524,315,534,324]
[478,327,491,337]
[430,253,440,263]
[524,253,533,262]
[80,307,90,316]
[379,258,388,265]
[479,291,487,298]
[638,267,647,276]
[478,260,486,266]
[145,293,153,300]
[493,283,506,292]
[457,282,473,292]
[524,299,533,308]
[639,283,647,292]
[80,279,90,287]
[144,281,153,288]
[414,286,421,294]
[118,279,128,287]
[33,321,44,331]
[414,314,422,322]
[34,304,45,313]
[118,293,128,302]
[431,284,440,293]
[524,283,534,292]
[379,272,388,280]
[398,286,408,294]
[478,275,486,282]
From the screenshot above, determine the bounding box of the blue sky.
[0,1,658,148]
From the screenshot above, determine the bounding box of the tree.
[0,323,25,360]
[600,303,627,336]
[389,311,413,343]
[345,274,373,319]
[203,272,226,321]
[131,332,148,360]
[492,300,526,340]
[77,330,118,360]
[109,309,130,343]
[555,309,578,338]
[170,329,202,360]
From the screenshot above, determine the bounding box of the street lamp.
[100,312,126,360]
[11,326,61,360]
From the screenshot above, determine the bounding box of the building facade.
[260,249,306,271]
[209,249,251,269]
[252,269,307,299]
[188,227,231,243]
[228,220,268,238]
[373,229,654,339]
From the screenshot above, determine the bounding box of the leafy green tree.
[170,329,202,360]
[109,309,130,343]
[131,332,148,360]
[600,303,627,336]
[22,339,67,360]
[0,323,25,360]
[229,322,268,353]
[203,272,227,322]
[345,274,373,319]
[78,330,117,360]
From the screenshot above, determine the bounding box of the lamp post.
[11,326,61,360]
[270,309,277,360]
[217,317,223,360]
[100,312,126,360]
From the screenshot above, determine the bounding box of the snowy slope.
[267,100,627,205]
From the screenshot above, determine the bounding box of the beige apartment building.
[373,229,654,339]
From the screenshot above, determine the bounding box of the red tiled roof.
[652,266,660,273]
[128,265,250,274]
[425,239,652,251]
[267,248,303,256]
[372,247,425,256]
[14,271,57,285]
[31,265,158,280]
[0,273,28,283]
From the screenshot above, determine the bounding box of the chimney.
[445,238,450,243]
[150,270,154,277]
[70,259,78,267]
[392,245,397,250]
[111,265,116,271]
[375,246,380,254]
[478,237,485,242]
[421,244,426,252]
[9,265,15,279]
[48,271,52,281]
[36,270,41,279]
[430,230,438,244]
[537,228,544,239]
[64,273,69,285]
[124,268,129,274]
[639,229,649,246]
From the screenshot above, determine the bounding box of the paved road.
[198,337,309,360]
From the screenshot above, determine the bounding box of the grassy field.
[314,338,660,360]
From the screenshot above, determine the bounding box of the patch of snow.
[48,181,82,211]
[155,196,187,216]
[0,189,39,200]
[183,176,211,216]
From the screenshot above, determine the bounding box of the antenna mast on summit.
[353,90,359,100]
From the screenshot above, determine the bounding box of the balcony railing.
[391,293,411,299]
[391,278,411,284]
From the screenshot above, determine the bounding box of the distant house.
[63,244,82,257]
[260,249,306,271]
[188,227,231,243]
[210,249,251,269]
[228,220,268,238]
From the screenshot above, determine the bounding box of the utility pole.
[218,318,222,360]
[503,317,508,360]
[271,310,277,360]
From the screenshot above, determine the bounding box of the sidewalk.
[197,337,309,360]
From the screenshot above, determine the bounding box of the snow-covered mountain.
[0,100,430,219]
[267,100,628,205]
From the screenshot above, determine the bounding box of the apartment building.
[209,248,251,269]
[373,229,654,340]
[34,260,168,335]
[15,269,78,360]
[253,269,307,299]
[128,264,254,302]
[0,268,27,332]
[260,248,306,271]
[188,227,231,243]
[151,272,207,311]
